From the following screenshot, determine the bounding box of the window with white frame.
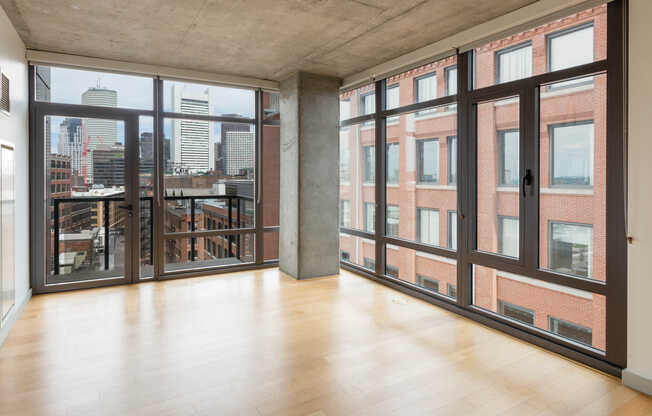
[340,99,351,121]
[415,73,436,115]
[498,129,520,186]
[550,121,594,187]
[497,42,532,84]
[386,205,399,238]
[386,84,400,123]
[340,134,350,182]
[446,66,457,96]
[386,143,400,184]
[340,200,350,228]
[498,216,519,258]
[448,211,457,250]
[417,208,440,246]
[549,222,593,278]
[364,202,376,233]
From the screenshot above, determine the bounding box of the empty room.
[0,0,651,414]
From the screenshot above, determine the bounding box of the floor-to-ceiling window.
[30,67,280,292]
[339,1,626,374]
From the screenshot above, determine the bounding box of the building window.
[361,92,375,116]
[547,22,594,88]
[386,265,399,278]
[498,129,519,186]
[550,121,594,187]
[448,211,457,250]
[341,251,350,261]
[417,208,440,246]
[416,275,439,292]
[364,202,375,233]
[340,134,350,182]
[416,139,439,184]
[340,99,351,121]
[498,216,519,258]
[549,316,592,346]
[386,205,399,238]
[386,143,399,184]
[496,42,532,84]
[549,222,593,278]
[386,84,400,123]
[363,146,375,183]
[445,66,457,96]
[415,72,437,116]
[447,136,457,185]
[447,283,457,298]
[340,200,350,228]
[498,300,535,325]
[363,257,375,270]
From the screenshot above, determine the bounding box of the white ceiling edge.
[341,0,611,90]
[26,50,280,91]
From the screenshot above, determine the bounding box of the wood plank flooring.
[0,268,650,415]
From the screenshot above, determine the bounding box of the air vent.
[0,73,9,114]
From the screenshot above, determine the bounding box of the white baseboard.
[623,368,652,396]
[0,288,32,348]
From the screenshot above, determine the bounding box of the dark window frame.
[549,120,595,188]
[547,220,593,278]
[495,40,533,84]
[416,138,440,184]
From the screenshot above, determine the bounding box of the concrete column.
[279,72,341,279]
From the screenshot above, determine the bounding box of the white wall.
[0,5,30,339]
[624,0,652,395]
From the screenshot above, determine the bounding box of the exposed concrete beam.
[26,50,280,91]
[342,0,610,89]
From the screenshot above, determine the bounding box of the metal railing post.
[53,200,60,275]
[104,200,110,270]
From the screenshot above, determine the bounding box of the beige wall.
[0,5,29,340]
[625,0,652,394]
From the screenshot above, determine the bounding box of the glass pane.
[35,65,153,110]
[264,231,279,261]
[474,5,606,89]
[139,116,154,279]
[46,116,127,283]
[476,97,520,258]
[165,234,254,272]
[386,104,457,249]
[339,121,375,232]
[263,92,280,227]
[539,74,605,281]
[386,245,457,299]
[163,118,255,233]
[340,234,375,271]
[163,80,255,119]
[473,264,605,350]
[339,84,374,120]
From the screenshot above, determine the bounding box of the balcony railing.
[51,194,254,276]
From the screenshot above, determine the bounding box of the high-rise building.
[171,84,214,173]
[58,118,83,174]
[81,84,118,184]
[217,116,250,175]
[223,130,255,176]
[92,145,125,188]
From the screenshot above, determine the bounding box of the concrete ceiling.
[0,0,538,82]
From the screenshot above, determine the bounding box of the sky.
[47,66,255,152]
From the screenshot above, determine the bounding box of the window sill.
[541,187,594,196]
[416,184,456,191]
[386,183,399,188]
[414,109,456,120]
[496,186,518,192]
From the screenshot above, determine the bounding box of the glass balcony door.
[36,109,144,290]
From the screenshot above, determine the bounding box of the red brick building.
[340,6,607,350]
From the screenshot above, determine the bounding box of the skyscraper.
[58,118,83,174]
[171,84,214,173]
[81,84,118,184]
[223,130,255,176]
[217,116,250,175]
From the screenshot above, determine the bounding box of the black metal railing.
[164,194,254,261]
[52,194,253,275]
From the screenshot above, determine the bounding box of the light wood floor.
[1,268,650,416]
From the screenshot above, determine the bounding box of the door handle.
[522,169,533,198]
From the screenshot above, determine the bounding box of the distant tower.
[171,83,214,173]
[81,82,118,184]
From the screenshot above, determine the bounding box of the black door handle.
[522,169,533,198]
